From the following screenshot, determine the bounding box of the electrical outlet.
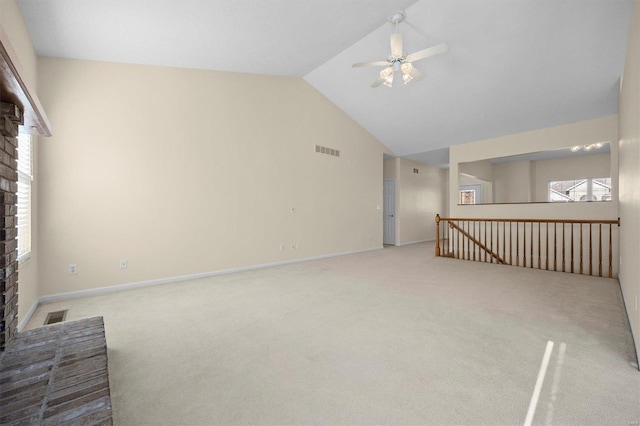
[119,259,128,269]
[291,244,296,250]
[68,264,77,275]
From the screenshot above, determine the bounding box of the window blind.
[17,134,32,259]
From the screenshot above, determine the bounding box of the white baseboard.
[397,238,434,246]
[32,246,383,307]
[17,299,40,332]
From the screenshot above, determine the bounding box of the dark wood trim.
[438,217,620,225]
[0,26,51,136]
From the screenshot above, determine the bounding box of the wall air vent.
[44,310,67,325]
[315,145,340,157]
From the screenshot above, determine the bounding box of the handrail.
[448,221,505,264]
[435,214,620,278]
[437,216,620,225]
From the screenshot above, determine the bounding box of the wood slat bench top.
[0,316,112,425]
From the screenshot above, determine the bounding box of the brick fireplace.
[0,102,20,351]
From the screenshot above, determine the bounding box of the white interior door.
[383,179,396,245]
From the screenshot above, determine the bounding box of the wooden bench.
[0,316,112,425]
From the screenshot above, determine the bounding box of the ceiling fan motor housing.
[389,12,405,25]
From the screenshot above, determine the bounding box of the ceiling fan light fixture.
[379,67,394,87]
[383,73,394,87]
[401,62,413,84]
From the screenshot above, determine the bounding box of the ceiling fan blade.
[409,64,425,80]
[371,76,386,88]
[352,60,390,68]
[406,43,448,62]
[390,33,403,57]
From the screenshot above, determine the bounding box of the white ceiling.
[19,0,633,164]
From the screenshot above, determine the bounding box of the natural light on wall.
[17,134,32,261]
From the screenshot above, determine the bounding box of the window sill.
[18,252,32,265]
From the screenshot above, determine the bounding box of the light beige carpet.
[25,242,640,425]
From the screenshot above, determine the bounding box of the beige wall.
[450,115,619,220]
[384,158,446,245]
[0,0,37,86]
[458,159,493,182]
[618,0,640,359]
[0,0,40,326]
[36,57,388,296]
[493,160,533,203]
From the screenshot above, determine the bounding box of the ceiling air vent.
[315,145,340,157]
[44,310,67,325]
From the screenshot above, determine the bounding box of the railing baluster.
[509,221,513,265]
[546,223,549,270]
[553,223,556,271]
[589,223,593,276]
[490,221,494,264]
[496,220,500,266]
[503,221,506,266]
[472,221,476,261]
[523,221,527,267]
[516,221,520,266]
[467,221,471,260]
[484,221,487,263]
[570,224,574,273]
[580,222,584,274]
[599,223,602,277]
[609,224,613,278]
[537,222,541,269]
[462,221,466,259]
[562,222,566,272]
[530,221,534,268]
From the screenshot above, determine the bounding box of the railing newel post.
[435,214,441,257]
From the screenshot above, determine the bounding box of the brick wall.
[0,102,21,351]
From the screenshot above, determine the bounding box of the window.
[459,189,476,205]
[549,177,611,202]
[17,134,32,260]
[459,184,483,205]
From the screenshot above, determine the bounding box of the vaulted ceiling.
[19,0,633,166]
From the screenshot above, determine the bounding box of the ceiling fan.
[352,11,448,88]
